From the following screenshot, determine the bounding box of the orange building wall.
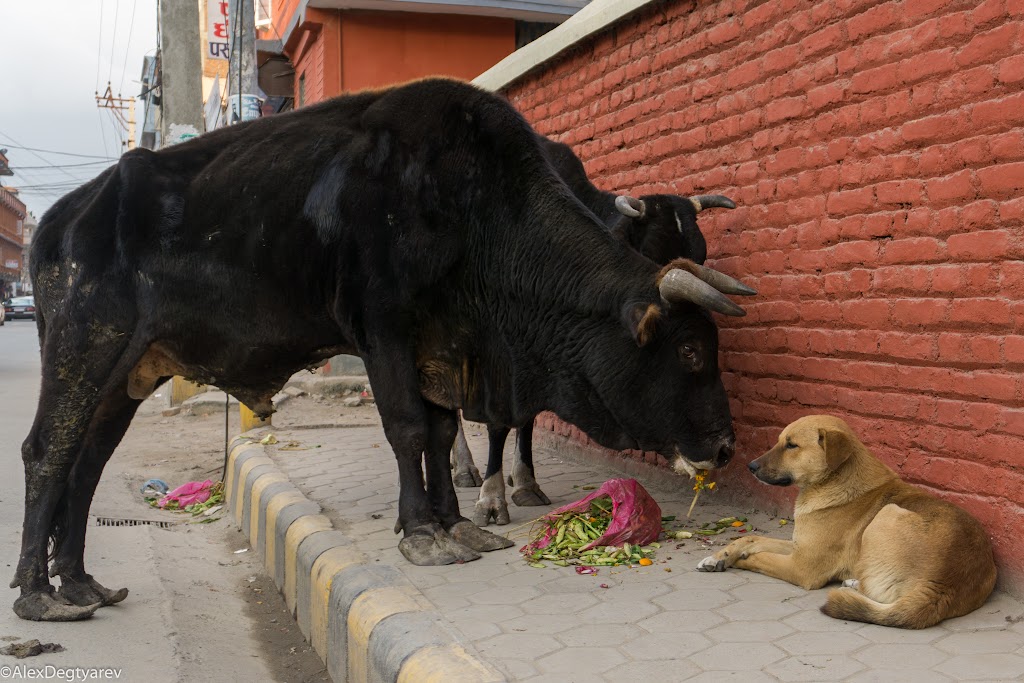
[338,12,515,93]
[285,9,515,105]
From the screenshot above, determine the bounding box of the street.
[0,321,327,682]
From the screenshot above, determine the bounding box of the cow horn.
[687,262,757,296]
[689,195,737,212]
[658,266,755,317]
[615,195,645,218]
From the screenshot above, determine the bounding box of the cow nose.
[714,437,735,466]
[748,460,761,473]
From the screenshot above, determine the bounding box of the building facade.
[265,0,587,106]
[0,184,26,298]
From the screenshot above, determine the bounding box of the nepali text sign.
[207,0,230,60]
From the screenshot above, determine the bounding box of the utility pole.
[159,0,204,145]
[95,83,137,151]
[226,0,262,123]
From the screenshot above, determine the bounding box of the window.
[298,73,305,108]
[255,0,271,28]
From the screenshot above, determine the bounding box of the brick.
[949,298,1013,325]
[905,0,954,19]
[947,230,1012,261]
[893,298,949,326]
[765,96,805,123]
[842,299,892,328]
[1007,336,1024,363]
[938,333,1003,364]
[997,54,1024,84]
[902,114,960,144]
[826,187,874,216]
[971,92,1024,129]
[879,332,937,360]
[882,237,945,264]
[977,161,1024,196]
[956,24,1018,68]
[926,171,976,203]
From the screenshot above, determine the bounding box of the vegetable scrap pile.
[521,496,660,568]
[146,480,225,522]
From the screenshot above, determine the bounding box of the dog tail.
[821,586,947,630]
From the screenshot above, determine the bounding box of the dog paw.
[697,555,726,572]
[842,579,860,589]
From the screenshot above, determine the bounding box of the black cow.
[14,78,751,622]
[450,137,740,526]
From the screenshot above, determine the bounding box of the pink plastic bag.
[158,480,214,508]
[522,478,662,554]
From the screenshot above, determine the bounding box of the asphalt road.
[0,320,291,681]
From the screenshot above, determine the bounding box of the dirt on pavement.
[96,387,378,683]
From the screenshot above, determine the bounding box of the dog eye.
[785,441,797,450]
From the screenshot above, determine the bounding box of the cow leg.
[450,414,482,488]
[423,408,512,552]
[50,389,144,607]
[509,421,551,507]
[13,329,137,621]
[366,348,480,565]
[472,425,511,526]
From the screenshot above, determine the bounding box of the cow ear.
[622,303,661,347]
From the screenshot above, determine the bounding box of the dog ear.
[818,427,855,470]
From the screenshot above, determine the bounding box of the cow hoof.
[696,556,726,572]
[472,497,510,526]
[13,590,101,621]
[453,466,483,488]
[58,575,128,607]
[399,524,481,566]
[448,520,514,552]
[511,484,551,507]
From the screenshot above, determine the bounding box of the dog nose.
[714,438,735,466]
[748,460,761,473]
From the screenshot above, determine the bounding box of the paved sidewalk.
[257,421,1024,682]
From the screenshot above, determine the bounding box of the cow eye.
[680,344,696,359]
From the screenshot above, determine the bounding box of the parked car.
[4,296,35,320]
[0,302,4,325]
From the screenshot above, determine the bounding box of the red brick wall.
[506,0,1024,588]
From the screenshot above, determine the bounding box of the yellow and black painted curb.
[225,436,505,683]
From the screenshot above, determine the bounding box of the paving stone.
[934,653,1024,681]
[853,644,949,669]
[716,598,801,621]
[491,657,538,680]
[575,598,660,624]
[467,586,542,605]
[935,629,1023,655]
[943,592,1024,631]
[619,631,713,660]
[535,646,626,674]
[637,610,726,634]
[776,630,870,655]
[601,658,701,682]
[683,673,779,683]
[689,642,786,670]
[505,613,589,635]
[846,669,954,682]
[521,592,601,615]
[766,654,866,682]
[704,619,795,643]
[784,608,865,633]
[729,580,808,602]
[554,623,642,647]
[854,623,948,643]
[476,633,562,660]
[653,587,735,611]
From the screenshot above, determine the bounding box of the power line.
[11,160,113,170]
[109,0,120,86]
[0,130,80,182]
[0,143,116,160]
[119,0,139,96]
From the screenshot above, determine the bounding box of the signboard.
[207,0,230,60]
[229,94,263,123]
[5,260,19,270]
[204,76,224,131]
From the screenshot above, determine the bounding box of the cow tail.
[821,586,947,630]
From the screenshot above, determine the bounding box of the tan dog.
[697,415,997,629]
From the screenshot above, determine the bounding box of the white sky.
[0,1,158,219]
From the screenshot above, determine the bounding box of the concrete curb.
[224,434,504,683]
